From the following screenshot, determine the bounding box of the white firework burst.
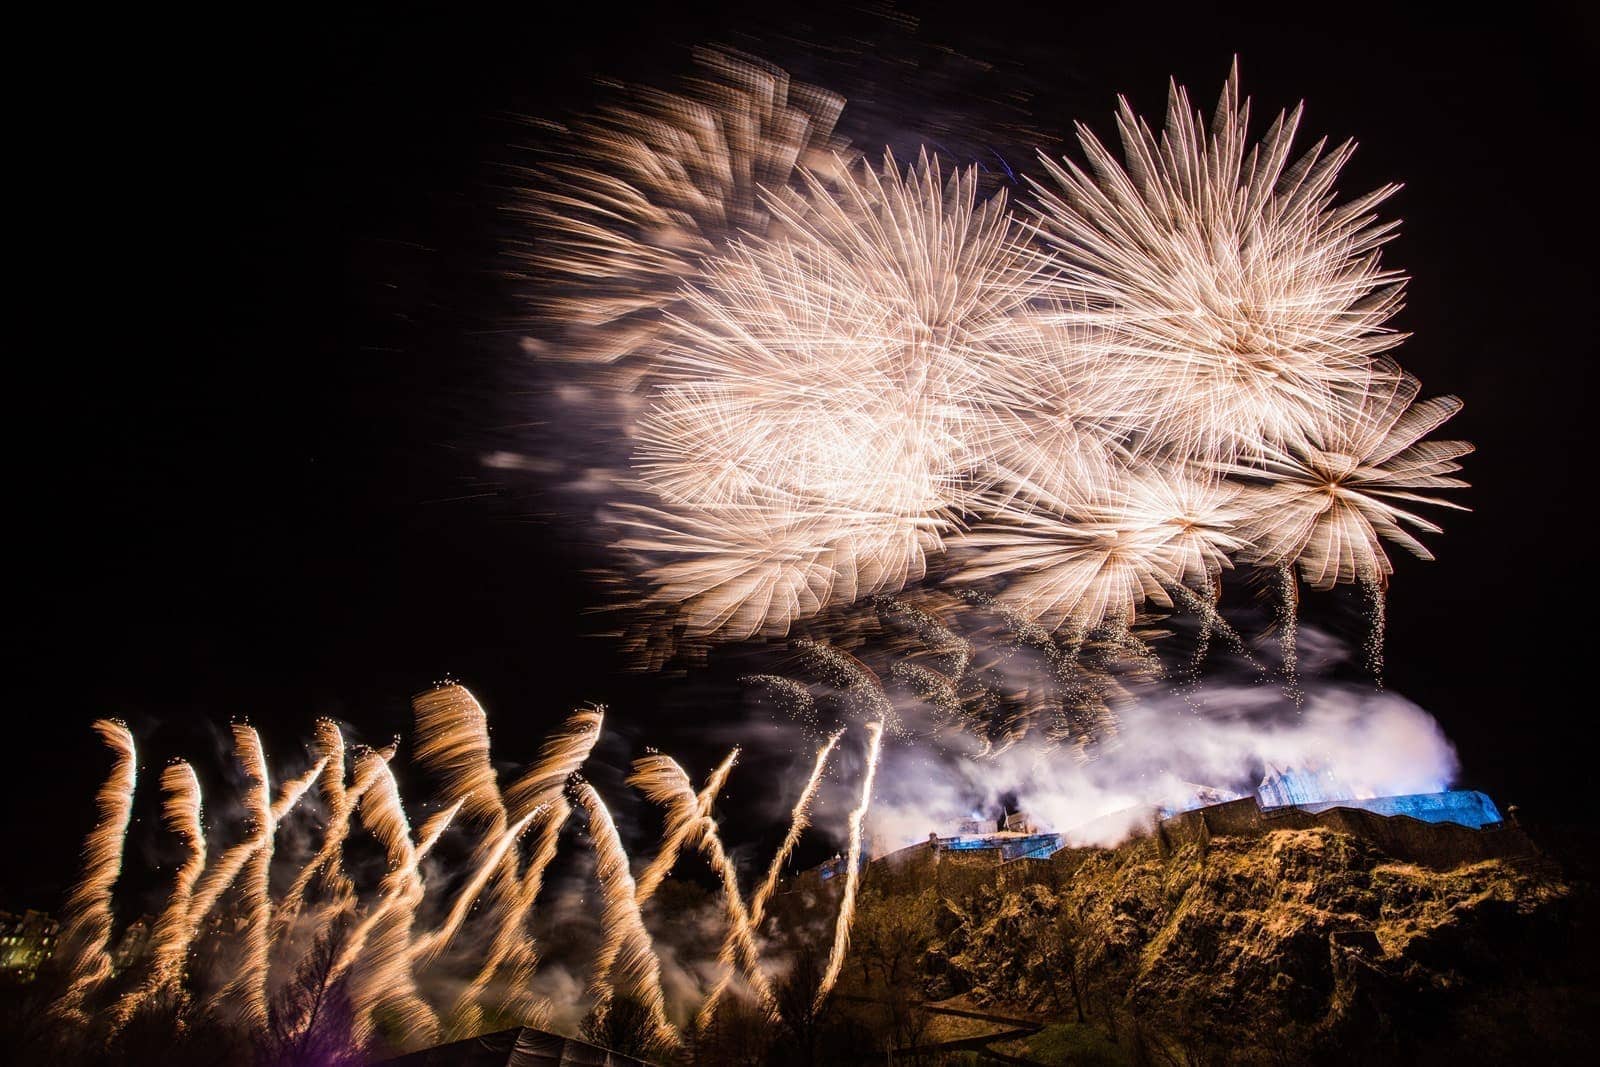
[1027,60,1407,462]
[1223,370,1471,589]
[954,466,1246,632]
[511,46,848,379]
[627,150,1047,635]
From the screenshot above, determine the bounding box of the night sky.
[10,2,1595,908]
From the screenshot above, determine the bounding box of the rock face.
[864,826,1591,1063]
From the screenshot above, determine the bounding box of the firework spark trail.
[691,820,773,1028]
[597,751,746,1027]
[576,781,679,1049]
[411,808,536,966]
[629,748,738,903]
[312,792,461,1047]
[1276,564,1302,705]
[106,761,206,1034]
[341,756,456,1050]
[272,720,355,947]
[216,729,328,1033]
[1169,578,1263,675]
[449,800,566,1039]
[751,731,845,926]
[407,684,525,965]
[215,726,271,1032]
[413,684,508,827]
[451,707,603,1031]
[743,674,822,736]
[814,719,885,1011]
[48,719,136,1026]
[796,639,897,733]
[699,729,843,1027]
[1360,573,1387,685]
[184,742,328,940]
[625,751,770,1023]
[876,596,973,679]
[299,742,398,951]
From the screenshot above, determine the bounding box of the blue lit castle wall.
[1254,764,1503,829]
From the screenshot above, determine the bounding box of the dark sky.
[10,2,1595,907]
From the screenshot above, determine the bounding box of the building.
[0,909,59,984]
[1001,810,1038,835]
[111,916,153,976]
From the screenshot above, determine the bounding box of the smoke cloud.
[868,679,1460,850]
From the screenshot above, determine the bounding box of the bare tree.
[262,920,363,1067]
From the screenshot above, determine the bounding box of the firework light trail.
[46,720,135,1027]
[814,719,885,1011]
[449,704,603,1034]
[272,720,353,943]
[106,760,205,1035]
[39,690,887,1061]
[576,779,679,1049]
[698,727,844,1027]
[628,748,739,904]
[510,56,1469,690]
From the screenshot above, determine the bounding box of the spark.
[106,761,206,1034]
[815,719,885,1011]
[699,728,843,1027]
[1027,60,1405,462]
[48,720,136,1026]
[576,781,679,1050]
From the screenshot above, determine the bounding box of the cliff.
[836,824,1593,1064]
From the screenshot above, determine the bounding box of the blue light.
[1286,790,1502,829]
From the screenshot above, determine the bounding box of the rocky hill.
[811,823,1594,1064]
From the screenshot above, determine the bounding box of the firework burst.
[1027,60,1407,462]
[1224,370,1471,589]
[624,150,1047,637]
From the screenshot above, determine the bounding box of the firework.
[624,751,772,1025]
[700,728,843,1026]
[694,819,774,1028]
[955,466,1247,632]
[213,725,275,1032]
[50,682,886,1062]
[1225,372,1470,590]
[410,809,536,967]
[414,684,508,827]
[107,761,206,1034]
[341,756,451,1050]
[628,750,736,901]
[273,719,355,944]
[218,735,329,1031]
[185,738,323,941]
[576,781,679,1048]
[1027,61,1405,462]
[48,719,136,1026]
[623,150,1047,637]
[506,52,1469,666]
[513,46,847,379]
[451,706,604,1032]
[447,801,568,1039]
[815,719,885,1010]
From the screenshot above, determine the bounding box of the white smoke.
[868,680,1460,851]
